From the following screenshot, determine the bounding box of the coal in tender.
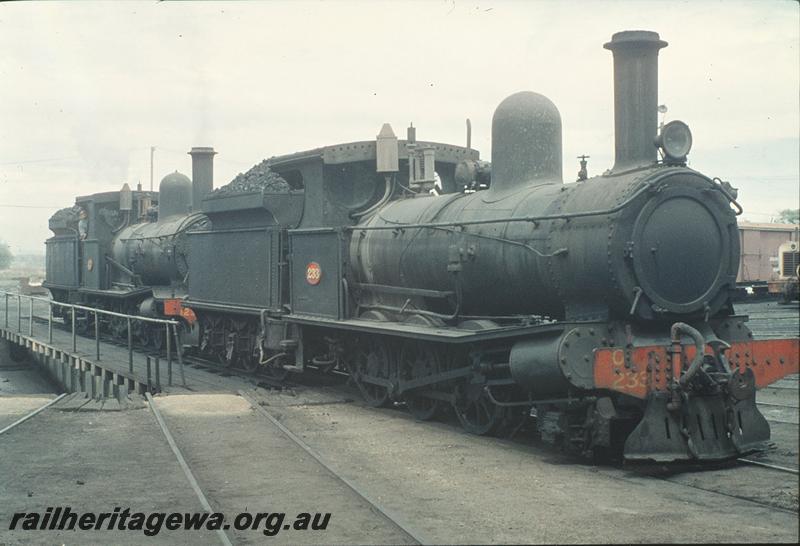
[211,159,291,196]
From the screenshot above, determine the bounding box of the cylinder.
[189,147,217,211]
[490,91,562,194]
[509,335,570,398]
[603,31,667,171]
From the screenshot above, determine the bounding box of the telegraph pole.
[149,146,155,191]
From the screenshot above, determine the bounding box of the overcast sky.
[1,0,797,253]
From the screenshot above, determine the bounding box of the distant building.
[737,222,799,284]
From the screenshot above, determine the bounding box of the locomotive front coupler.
[667,322,741,412]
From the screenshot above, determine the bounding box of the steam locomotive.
[44,31,798,462]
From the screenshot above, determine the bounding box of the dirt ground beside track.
[153,394,412,545]
[243,384,799,544]
[0,300,797,545]
[0,404,221,545]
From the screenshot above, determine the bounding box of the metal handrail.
[0,290,178,326]
[1,289,185,390]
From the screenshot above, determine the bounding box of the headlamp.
[656,120,692,162]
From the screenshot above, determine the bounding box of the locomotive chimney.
[189,146,217,210]
[604,30,667,172]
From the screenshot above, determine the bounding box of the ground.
[0,300,797,544]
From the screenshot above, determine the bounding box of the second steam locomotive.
[44,31,799,462]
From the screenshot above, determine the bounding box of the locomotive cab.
[45,186,159,298]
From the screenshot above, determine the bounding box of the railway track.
[735,302,800,339]
[592,404,798,511]
[737,457,798,475]
[21,303,800,481]
[36,306,799,477]
[183,354,292,390]
[5,302,798,541]
[644,468,799,515]
[765,417,799,426]
[0,394,67,436]
[758,401,799,408]
[145,392,234,546]
[145,390,424,545]
[280,364,800,513]
[238,390,428,544]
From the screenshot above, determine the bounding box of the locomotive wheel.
[240,352,260,373]
[218,348,236,368]
[218,320,238,368]
[399,340,441,421]
[351,336,393,408]
[149,326,165,351]
[436,345,471,419]
[239,321,260,373]
[453,387,504,435]
[199,316,216,355]
[75,311,93,336]
[263,362,290,381]
[110,317,127,340]
[491,389,529,438]
[499,406,529,437]
[136,322,150,348]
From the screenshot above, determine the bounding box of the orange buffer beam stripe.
[594,338,799,399]
[163,299,182,316]
[163,299,197,325]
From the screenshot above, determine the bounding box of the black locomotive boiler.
[44,31,798,462]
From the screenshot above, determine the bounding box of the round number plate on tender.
[306,262,322,285]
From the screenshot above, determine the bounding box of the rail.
[737,457,799,475]
[146,392,233,546]
[0,394,68,436]
[239,390,427,544]
[1,289,185,390]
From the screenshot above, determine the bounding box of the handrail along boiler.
[44,31,798,462]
